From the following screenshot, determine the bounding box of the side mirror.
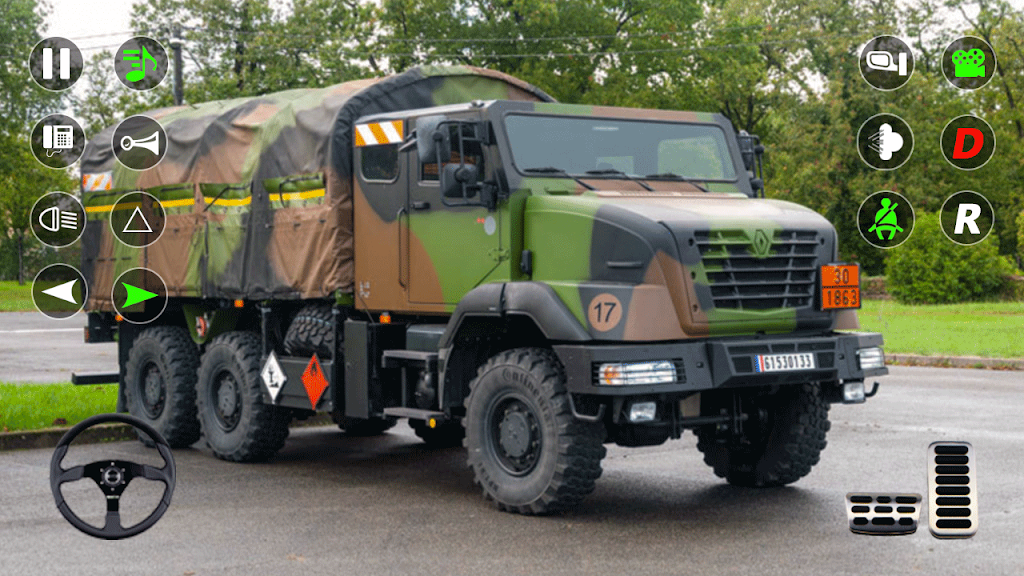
[442,163,479,199]
[416,115,451,164]
[737,130,757,172]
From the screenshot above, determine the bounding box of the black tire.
[334,416,397,436]
[696,383,830,487]
[411,418,465,448]
[123,325,201,448]
[283,304,334,359]
[196,331,290,462]
[464,348,606,514]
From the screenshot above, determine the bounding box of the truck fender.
[437,282,589,410]
[438,282,589,349]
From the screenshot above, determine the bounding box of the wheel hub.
[499,410,531,457]
[141,363,165,418]
[490,398,541,475]
[213,372,241,431]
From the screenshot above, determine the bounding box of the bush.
[886,212,1016,304]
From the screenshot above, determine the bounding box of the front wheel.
[464,348,605,514]
[696,383,830,487]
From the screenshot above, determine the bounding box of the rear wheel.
[696,383,830,487]
[196,331,290,462]
[124,326,201,448]
[411,418,465,448]
[464,348,605,514]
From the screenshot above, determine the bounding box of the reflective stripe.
[82,172,112,191]
[204,196,251,207]
[269,188,325,202]
[354,120,404,146]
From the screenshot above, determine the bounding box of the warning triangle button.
[123,206,153,233]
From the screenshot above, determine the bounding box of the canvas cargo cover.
[79,66,554,310]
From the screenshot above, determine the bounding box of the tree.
[127,0,377,104]
[377,0,703,106]
[0,0,76,283]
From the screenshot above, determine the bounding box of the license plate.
[755,353,817,373]
[821,264,861,310]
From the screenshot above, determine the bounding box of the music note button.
[112,115,167,171]
[114,36,168,90]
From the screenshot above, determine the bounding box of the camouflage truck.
[77,65,887,514]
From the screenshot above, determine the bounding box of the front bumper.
[554,331,886,396]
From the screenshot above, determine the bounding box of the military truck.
[77,66,886,514]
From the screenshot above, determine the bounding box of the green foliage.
[128,0,378,103]
[886,212,1015,304]
[0,383,118,432]
[0,280,34,311]
[857,299,1024,358]
[0,0,77,283]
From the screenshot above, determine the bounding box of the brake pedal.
[846,492,922,535]
[928,441,977,539]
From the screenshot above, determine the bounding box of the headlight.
[858,347,885,370]
[598,361,676,386]
[628,401,657,423]
[842,381,866,403]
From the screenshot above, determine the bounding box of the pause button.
[29,37,83,91]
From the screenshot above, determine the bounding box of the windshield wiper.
[644,172,709,192]
[583,169,654,191]
[522,167,594,190]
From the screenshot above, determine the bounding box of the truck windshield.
[505,114,737,182]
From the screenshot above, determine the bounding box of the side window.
[361,144,400,181]
[420,124,485,182]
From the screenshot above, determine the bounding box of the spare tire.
[284,304,394,436]
[283,304,334,359]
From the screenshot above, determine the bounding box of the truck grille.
[695,229,820,310]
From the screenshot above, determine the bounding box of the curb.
[887,354,1024,371]
[0,423,135,452]
[0,414,334,452]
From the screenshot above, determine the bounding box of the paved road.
[0,312,118,383]
[1,366,1021,575]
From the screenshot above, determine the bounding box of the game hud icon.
[114,36,169,90]
[943,37,996,90]
[857,114,914,171]
[860,36,915,91]
[858,191,915,249]
[940,115,995,170]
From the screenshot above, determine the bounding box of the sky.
[43,0,138,55]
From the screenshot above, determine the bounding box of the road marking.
[0,328,80,334]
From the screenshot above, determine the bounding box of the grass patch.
[857,300,1024,358]
[0,281,35,312]
[0,382,118,432]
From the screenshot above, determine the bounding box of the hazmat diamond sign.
[302,354,329,410]
[261,351,286,403]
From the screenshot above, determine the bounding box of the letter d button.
[942,116,994,170]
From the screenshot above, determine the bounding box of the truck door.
[405,123,501,306]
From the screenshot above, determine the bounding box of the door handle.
[397,206,407,288]
[411,201,430,210]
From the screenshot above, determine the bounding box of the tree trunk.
[17,230,24,286]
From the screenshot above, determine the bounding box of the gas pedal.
[845,492,922,535]
[928,441,978,539]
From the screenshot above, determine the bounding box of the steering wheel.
[49,413,176,540]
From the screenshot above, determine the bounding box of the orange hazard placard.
[820,264,861,310]
[301,354,329,409]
